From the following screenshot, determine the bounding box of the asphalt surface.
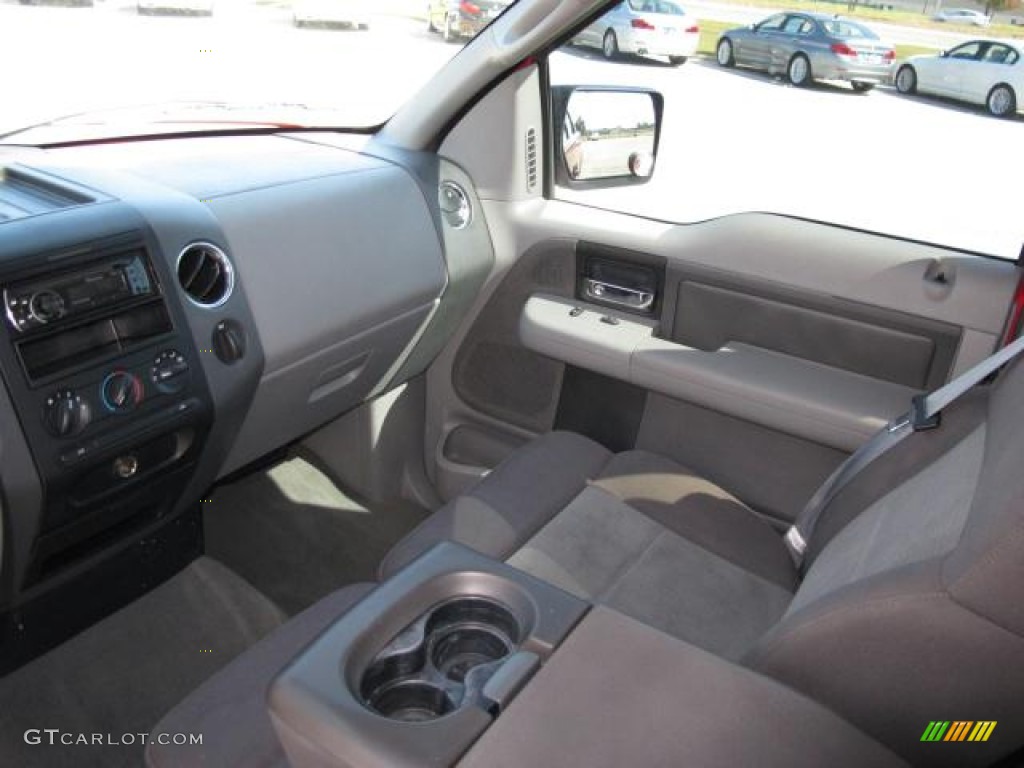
[1,3,1021,258]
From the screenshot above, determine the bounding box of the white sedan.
[895,39,1023,117]
[932,8,990,26]
[572,0,700,67]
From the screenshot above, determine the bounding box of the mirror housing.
[551,86,663,190]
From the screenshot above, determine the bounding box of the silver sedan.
[716,13,895,91]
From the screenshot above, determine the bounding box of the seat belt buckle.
[784,526,807,567]
[910,394,940,431]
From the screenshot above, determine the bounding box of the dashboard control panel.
[0,162,265,670]
[38,349,192,453]
[0,232,214,575]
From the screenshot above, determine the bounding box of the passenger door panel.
[429,201,1017,524]
[669,272,961,391]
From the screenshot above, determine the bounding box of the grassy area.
[700,0,1024,38]
[695,17,938,58]
[697,18,741,54]
[893,42,942,57]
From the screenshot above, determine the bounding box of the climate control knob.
[100,371,143,413]
[42,389,90,437]
[150,350,189,394]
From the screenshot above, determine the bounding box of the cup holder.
[361,597,522,721]
[366,681,455,722]
[431,626,512,683]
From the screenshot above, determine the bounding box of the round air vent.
[176,242,234,308]
[438,181,471,230]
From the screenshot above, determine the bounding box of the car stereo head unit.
[4,251,154,333]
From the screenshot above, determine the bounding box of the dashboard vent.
[176,242,234,308]
[439,181,472,230]
[0,167,95,223]
[525,126,538,193]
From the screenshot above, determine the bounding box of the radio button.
[101,371,143,413]
[29,290,66,324]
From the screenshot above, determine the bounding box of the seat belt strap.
[785,332,1024,569]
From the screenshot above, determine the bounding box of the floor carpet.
[203,454,428,616]
[0,557,286,768]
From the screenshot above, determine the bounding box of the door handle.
[584,278,654,311]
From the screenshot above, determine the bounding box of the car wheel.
[894,65,916,95]
[602,29,619,60]
[787,54,811,87]
[669,56,687,66]
[986,84,1016,117]
[851,82,874,93]
[716,38,734,67]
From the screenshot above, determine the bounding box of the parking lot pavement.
[2,3,1020,257]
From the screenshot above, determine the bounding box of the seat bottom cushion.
[509,485,793,660]
[381,431,797,659]
[145,582,375,768]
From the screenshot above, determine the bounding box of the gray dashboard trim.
[376,159,496,394]
[207,164,445,376]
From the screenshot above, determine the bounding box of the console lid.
[457,607,906,768]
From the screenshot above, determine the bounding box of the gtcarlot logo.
[24,729,202,747]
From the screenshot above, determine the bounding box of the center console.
[268,542,589,768]
[266,542,908,768]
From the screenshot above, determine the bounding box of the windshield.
[1,0,515,140]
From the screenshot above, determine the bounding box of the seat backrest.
[747,358,1024,767]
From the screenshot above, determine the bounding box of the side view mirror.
[552,86,663,189]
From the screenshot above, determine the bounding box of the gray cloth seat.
[382,433,798,660]
[145,582,375,768]
[382,361,1024,766]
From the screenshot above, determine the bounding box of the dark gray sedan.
[716,13,895,91]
